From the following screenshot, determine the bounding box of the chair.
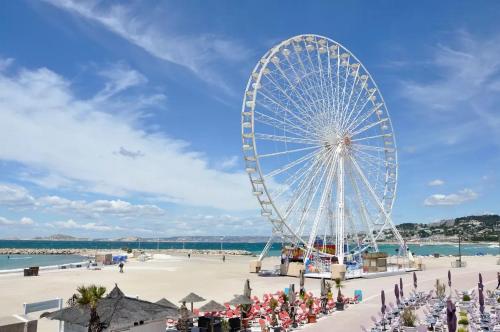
[228,317,240,332]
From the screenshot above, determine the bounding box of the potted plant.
[458,317,469,328]
[462,293,471,308]
[306,297,316,323]
[333,278,345,310]
[240,303,251,329]
[281,293,289,314]
[435,279,446,300]
[269,298,280,331]
[401,307,417,332]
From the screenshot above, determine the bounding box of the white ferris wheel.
[241,34,405,264]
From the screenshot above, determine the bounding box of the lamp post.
[458,233,462,268]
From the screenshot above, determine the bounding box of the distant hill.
[32,234,88,241]
[387,214,500,242]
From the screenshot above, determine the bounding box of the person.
[188,253,191,259]
[119,261,124,273]
[222,255,226,263]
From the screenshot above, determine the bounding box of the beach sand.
[0,254,498,331]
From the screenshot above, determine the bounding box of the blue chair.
[354,290,363,302]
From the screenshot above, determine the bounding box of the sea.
[0,240,498,270]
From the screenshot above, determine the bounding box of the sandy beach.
[0,254,498,332]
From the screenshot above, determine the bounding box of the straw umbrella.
[156,298,179,310]
[179,292,205,313]
[413,272,417,290]
[229,295,252,331]
[478,273,484,291]
[399,277,404,299]
[394,284,400,306]
[446,299,457,332]
[199,300,226,332]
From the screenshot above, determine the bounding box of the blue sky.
[0,0,499,238]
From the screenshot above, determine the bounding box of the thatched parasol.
[229,295,253,306]
[399,277,404,298]
[413,272,417,290]
[179,292,205,312]
[478,273,484,290]
[156,298,179,310]
[199,300,226,314]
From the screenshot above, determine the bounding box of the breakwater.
[0,248,253,256]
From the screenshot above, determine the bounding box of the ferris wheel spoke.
[352,143,394,153]
[340,79,369,133]
[305,146,340,259]
[352,146,395,167]
[349,117,389,138]
[291,42,325,113]
[347,162,379,251]
[345,101,384,135]
[258,145,319,158]
[337,56,353,127]
[326,43,338,128]
[254,111,315,139]
[263,147,322,179]
[338,66,361,129]
[255,133,321,145]
[262,72,318,124]
[304,40,328,114]
[349,155,391,220]
[272,62,319,120]
[284,53,325,119]
[270,153,322,200]
[258,86,314,129]
[351,133,392,143]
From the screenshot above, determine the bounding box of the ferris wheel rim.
[242,34,400,255]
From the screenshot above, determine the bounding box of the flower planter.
[271,327,281,332]
[307,314,316,323]
[402,327,417,332]
[335,302,345,311]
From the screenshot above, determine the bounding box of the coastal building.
[44,286,178,332]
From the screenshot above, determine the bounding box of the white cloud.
[0,216,35,226]
[52,219,116,231]
[38,195,165,219]
[43,0,250,93]
[428,179,444,186]
[20,217,35,225]
[0,183,166,219]
[400,31,500,147]
[218,156,239,170]
[0,184,36,207]
[424,188,478,206]
[0,62,254,211]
